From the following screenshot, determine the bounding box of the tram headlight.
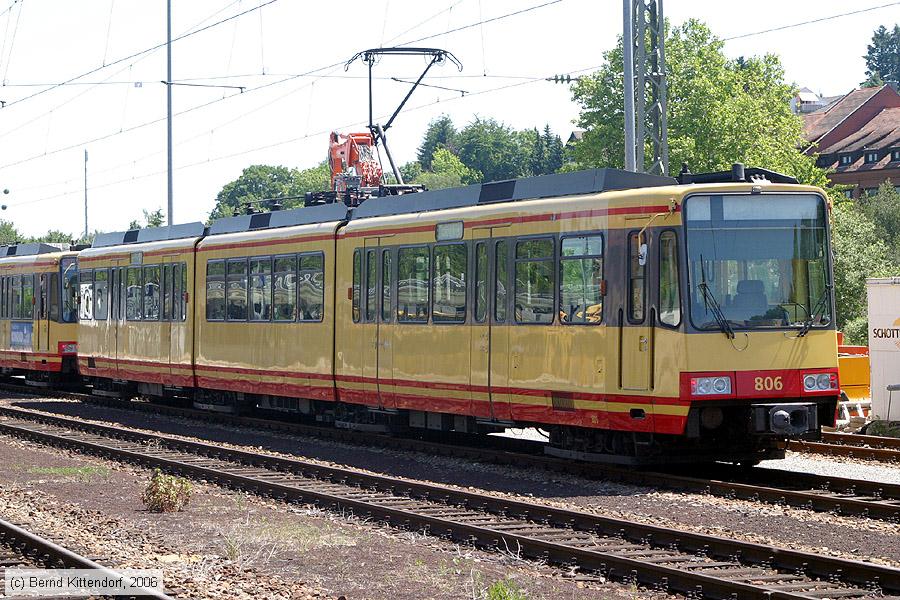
[690,376,732,396]
[802,372,837,392]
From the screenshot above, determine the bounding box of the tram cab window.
[94,269,109,321]
[226,259,248,321]
[126,267,142,320]
[49,273,60,322]
[250,257,272,322]
[432,244,467,323]
[61,259,78,323]
[515,238,554,324]
[274,255,297,321]
[299,253,324,322]
[628,232,646,323]
[79,270,93,321]
[143,265,161,320]
[559,235,604,324]
[658,231,681,327]
[397,246,429,322]
[180,262,188,321]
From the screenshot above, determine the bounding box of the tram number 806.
[754,376,783,391]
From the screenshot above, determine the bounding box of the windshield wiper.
[699,257,735,339]
[798,284,832,337]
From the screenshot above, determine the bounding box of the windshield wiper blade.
[798,284,832,337]
[699,281,735,339]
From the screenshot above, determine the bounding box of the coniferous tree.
[416,115,457,170]
[529,128,546,176]
[863,24,900,87]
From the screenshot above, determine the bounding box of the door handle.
[639,336,648,352]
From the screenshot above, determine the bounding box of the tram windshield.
[684,193,831,332]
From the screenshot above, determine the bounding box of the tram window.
[274,255,297,322]
[143,265,161,320]
[49,273,60,322]
[226,259,248,321]
[23,275,34,320]
[162,265,173,321]
[559,235,604,325]
[475,243,487,323]
[628,232,646,323]
[1,277,6,318]
[351,250,360,323]
[397,246,429,322]
[78,270,93,321]
[206,260,225,320]
[432,244,467,323]
[126,267,142,320]
[495,240,508,323]
[381,249,392,322]
[172,264,181,321]
[299,253,324,322]
[94,270,109,321]
[659,231,681,327]
[365,249,377,322]
[180,262,187,321]
[250,256,272,322]
[515,238,555,324]
[119,268,128,321]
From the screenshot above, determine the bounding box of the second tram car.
[64,166,839,464]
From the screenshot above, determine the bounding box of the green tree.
[529,128,545,176]
[415,148,481,190]
[209,163,329,221]
[857,181,900,262]
[128,208,165,230]
[542,125,565,174]
[30,230,74,244]
[417,115,457,170]
[0,220,22,245]
[457,117,528,182]
[862,24,900,87]
[571,20,822,183]
[831,200,896,343]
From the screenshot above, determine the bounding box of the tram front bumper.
[750,402,818,436]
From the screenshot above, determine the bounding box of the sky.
[0,0,896,238]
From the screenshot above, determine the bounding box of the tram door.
[469,228,511,421]
[36,274,50,353]
[362,238,394,409]
[621,229,651,391]
[158,258,177,379]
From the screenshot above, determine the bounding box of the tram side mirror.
[638,243,648,267]
[599,280,607,296]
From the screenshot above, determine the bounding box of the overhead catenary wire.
[0,0,279,110]
[722,1,900,41]
[1,0,23,83]
[10,64,601,209]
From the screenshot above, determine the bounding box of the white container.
[866,277,900,420]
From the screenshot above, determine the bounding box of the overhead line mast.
[623,0,668,175]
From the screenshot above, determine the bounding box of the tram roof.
[0,242,70,257]
[87,165,806,247]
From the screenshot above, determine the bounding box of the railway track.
[785,432,900,462]
[0,404,898,600]
[3,384,900,523]
[0,512,172,600]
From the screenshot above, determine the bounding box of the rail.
[0,405,897,599]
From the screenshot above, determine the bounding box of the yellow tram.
[0,243,79,382]
[73,167,839,463]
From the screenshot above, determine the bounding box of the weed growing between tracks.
[142,468,193,512]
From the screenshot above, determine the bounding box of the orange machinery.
[328,132,383,193]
